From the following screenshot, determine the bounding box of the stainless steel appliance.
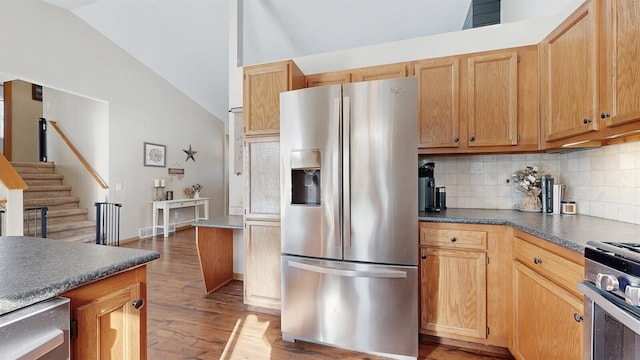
[280,77,418,359]
[0,297,70,359]
[578,241,640,359]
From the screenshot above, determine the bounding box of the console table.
[152,198,209,237]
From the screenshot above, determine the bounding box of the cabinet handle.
[573,313,583,322]
[421,254,427,260]
[450,236,457,243]
[453,137,459,143]
[533,257,543,265]
[469,136,475,142]
[132,299,145,309]
[583,118,592,124]
[601,112,611,119]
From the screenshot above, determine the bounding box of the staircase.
[12,162,95,242]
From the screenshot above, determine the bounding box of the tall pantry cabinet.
[242,60,304,310]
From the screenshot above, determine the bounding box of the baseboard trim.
[419,334,513,359]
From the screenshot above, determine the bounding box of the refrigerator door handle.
[342,95,351,250]
[287,260,407,279]
[333,96,342,249]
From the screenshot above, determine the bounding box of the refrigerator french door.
[280,77,418,359]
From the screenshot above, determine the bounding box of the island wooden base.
[196,226,234,293]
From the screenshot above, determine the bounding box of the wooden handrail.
[0,153,27,190]
[48,120,109,189]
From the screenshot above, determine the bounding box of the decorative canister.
[561,201,576,215]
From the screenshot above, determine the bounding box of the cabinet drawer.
[513,237,583,298]
[420,227,487,250]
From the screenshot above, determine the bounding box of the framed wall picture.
[144,142,166,167]
[32,84,43,102]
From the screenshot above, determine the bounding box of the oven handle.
[579,281,640,335]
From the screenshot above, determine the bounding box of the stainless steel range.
[578,241,640,359]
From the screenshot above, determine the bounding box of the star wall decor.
[183,144,198,162]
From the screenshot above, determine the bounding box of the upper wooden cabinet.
[467,52,518,147]
[418,46,538,154]
[305,62,410,88]
[305,70,352,88]
[599,0,640,129]
[351,62,410,82]
[415,57,460,149]
[540,0,599,143]
[243,60,304,136]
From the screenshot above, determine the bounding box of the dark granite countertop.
[0,236,159,316]
[419,209,640,254]
[193,215,243,230]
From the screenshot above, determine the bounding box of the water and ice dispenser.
[290,150,321,206]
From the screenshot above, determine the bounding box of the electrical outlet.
[115,182,123,191]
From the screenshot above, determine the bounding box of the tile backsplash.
[421,141,640,225]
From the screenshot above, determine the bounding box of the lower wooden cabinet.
[511,232,584,360]
[61,266,148,360]
[244,220,281,310]
[420,246,487,339]
[419,222,509,348]
[512,261,583,360]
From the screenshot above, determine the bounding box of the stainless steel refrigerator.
[280,77,418,359]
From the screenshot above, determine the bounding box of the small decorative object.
[144,142,166,167]
[153,178,166,201]
[509,166,543,212]
[183,144,198,162]
[184,183,203,199]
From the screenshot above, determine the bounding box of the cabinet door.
[415,57,460,149]
[243,61,291,135]
[540,1,598,142]
[76,283,142,360]
[305,70,351,88]
[466,52,518,147]
[245,136,280,219]
[244,220,281,310]
[351,62,409,82]
[513,261,583,360]
[600,0,640,127]
[420,247,487,339]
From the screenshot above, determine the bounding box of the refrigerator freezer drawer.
[281,255,418,359]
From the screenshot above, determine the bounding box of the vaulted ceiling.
[41,0,481,122]
[39,0,581,124]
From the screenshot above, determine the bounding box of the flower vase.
[519,188,542,211]
[194,191,200,199]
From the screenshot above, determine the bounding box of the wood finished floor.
[124,228,507,360]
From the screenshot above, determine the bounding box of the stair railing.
[95,202,122,246]
[48,120,109,189]
[25,207,48,238]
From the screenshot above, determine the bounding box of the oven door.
[579,281,640,360]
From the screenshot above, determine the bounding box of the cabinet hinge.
[517,54,521,63]
[70,319,78,340]
[486,255,489,265]
[243,73,246,80]
[487,327,490,336]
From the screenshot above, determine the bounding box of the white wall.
[502,0,585,23]
[0,1,225,240]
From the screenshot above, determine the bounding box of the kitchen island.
[193,215,243,293]
[0,236,159,359]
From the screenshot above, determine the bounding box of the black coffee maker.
[420,162,441,212]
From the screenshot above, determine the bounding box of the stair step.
[23,220,95,241]
[23,208,89,225]
[59,233,97,244]
[11,162,56,174]
[23,185,72,199]
[19,173,64,187]
[24,197,80,210]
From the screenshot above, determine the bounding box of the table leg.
[163,206,170,238]
[152,204,158,236]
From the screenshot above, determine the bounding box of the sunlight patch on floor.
[222,314,272,359]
